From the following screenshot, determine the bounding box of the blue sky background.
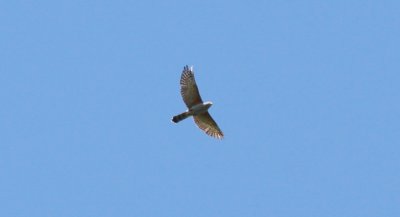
[1,1,399,216]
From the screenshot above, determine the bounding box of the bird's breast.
[189,103,210,115]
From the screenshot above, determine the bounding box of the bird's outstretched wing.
[180,66,203,108]
[194,112,224,139]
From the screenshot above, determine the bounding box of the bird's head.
[204,101,213,109]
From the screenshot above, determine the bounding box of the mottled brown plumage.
[172,65,223,139]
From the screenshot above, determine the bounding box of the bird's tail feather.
[172,112,190,123]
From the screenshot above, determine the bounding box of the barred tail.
[172,112,190,123]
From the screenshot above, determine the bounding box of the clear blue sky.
[1,1,399,216]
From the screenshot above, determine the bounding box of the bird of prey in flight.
[172,65,224,139]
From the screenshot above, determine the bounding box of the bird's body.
[172,101,212,123]
[172,66,223,139]
[189,101,213,114]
